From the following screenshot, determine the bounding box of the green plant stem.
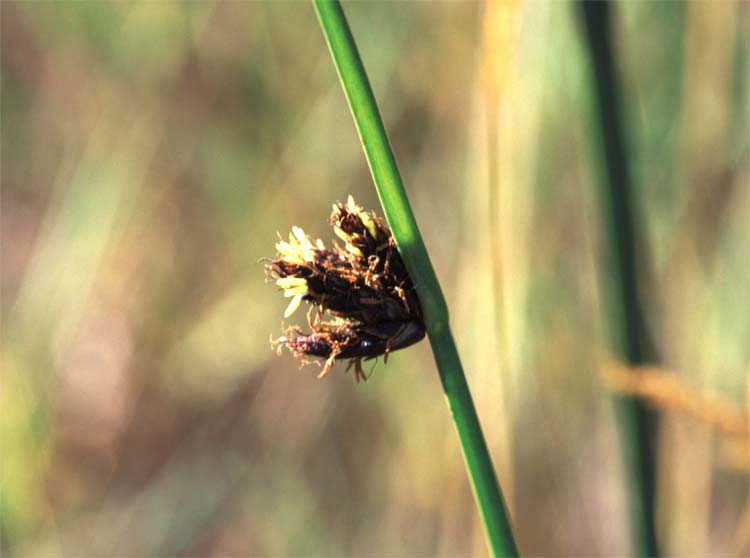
[312,1,519,556]
[578,3,659,557]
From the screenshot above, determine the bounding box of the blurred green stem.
[578,3,659,556]
[312,1,519,556]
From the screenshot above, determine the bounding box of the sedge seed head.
[263,196,425,381]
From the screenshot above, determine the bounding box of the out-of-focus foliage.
[1,1,747,555]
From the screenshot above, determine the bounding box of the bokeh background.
[2,1,748,555]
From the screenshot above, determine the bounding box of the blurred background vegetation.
[1,1,747,555]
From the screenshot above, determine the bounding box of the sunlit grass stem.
[312,1,519,556]
[578,3,659,556]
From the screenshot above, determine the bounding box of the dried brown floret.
[264,196,425,381]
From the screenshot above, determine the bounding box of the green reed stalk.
[312,1,519,556]
[578,3,659,556]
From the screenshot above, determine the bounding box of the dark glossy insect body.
[338,320,425,360]
[286,320,424,360]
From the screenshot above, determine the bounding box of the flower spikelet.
[264,196,425,381]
